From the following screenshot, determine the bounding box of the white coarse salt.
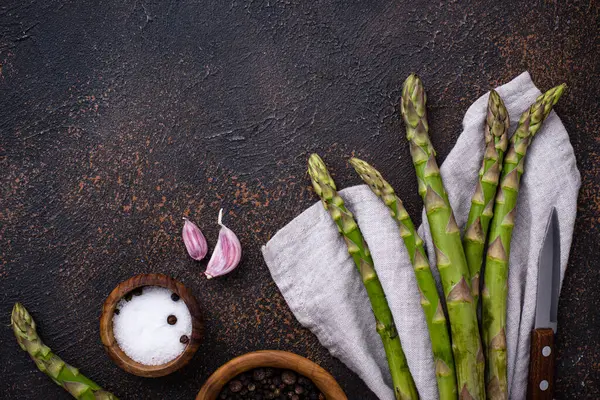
[112,286,193,366]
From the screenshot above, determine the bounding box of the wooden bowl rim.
[100,273,203,377]
[196,350,347,400]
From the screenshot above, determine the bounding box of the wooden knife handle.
[527,328,555,400]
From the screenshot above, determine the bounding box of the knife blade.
[527,207,560,400]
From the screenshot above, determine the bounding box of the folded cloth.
[262,72,580,400]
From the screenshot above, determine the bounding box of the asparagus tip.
[402,73,423,94]
[348,157,365,171]
[307,153,336,192]
[307,153,324,174]
[11,303,30,331]
[489,89,501,102]
[552,83,567,104]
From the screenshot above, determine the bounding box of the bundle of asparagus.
[308,76,565,400]
[482,84,566,399]
[350,157,457,400]
[308,154,419,400]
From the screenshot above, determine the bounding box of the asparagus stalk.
[400,73,485,400]
[308,154,419,400]
[350,157,457,400]
[482,84,566,399]
[11,303,119,400]
[463,90,510,304]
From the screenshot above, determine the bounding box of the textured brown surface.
[0,1,598,399]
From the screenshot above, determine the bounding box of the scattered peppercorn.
[171,293,180,301]
[218,367,325,399]
[167,315,177,325]
[124,287,143,302]
[179,335,189,344]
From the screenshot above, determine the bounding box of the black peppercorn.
[179,335,189,344]
[167,315,177,325]
[281,371,296,385]
[297,377,308,386]
[229,380,243,393]
[218,367,324,399]
[253,368,265,381]
[171,293,180,301]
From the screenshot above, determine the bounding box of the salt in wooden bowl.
[100,273,203,377]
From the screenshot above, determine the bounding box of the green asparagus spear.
[308,154,419,400]
[400,73,485,400]
[350,157,457,400]
[464,90,510,304]
[11,303,119,400]
[482,84,566,400]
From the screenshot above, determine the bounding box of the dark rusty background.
[1,1,598,399]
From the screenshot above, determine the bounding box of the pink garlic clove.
[182,218,208,261]
[205,209,242,279]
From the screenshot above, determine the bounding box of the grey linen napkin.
[262,72,580,400]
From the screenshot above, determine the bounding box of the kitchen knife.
[527,208,560,400]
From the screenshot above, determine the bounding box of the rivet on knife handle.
[527,328,555,400]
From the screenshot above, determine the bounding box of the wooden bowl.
[197,350,347,400]
[100,273,203,377]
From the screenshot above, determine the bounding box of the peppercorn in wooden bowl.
[100,273,203,377]
[197,350,347,400]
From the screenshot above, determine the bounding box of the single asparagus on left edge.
[350,157,457,400]
[11,303,119,400]
[308,154,419,400]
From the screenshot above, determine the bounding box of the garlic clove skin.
[182,218,208,261]
[205,209,242,279]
